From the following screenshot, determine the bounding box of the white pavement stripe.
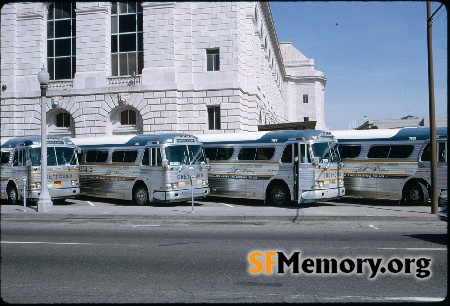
[87,201,94,206]
[1,241,94,245]
[369,225,379,230]
[378,247,447,251]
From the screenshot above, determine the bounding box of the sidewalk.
[0,199,440,221]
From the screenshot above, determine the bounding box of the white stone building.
[0,2,327,138]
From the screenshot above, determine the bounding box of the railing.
[108,75,141,86]
[48,80,74,90]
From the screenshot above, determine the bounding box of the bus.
[1,136,80,205]
[196,130,345,206]
[70,133,210,205]
[332,127,447,205]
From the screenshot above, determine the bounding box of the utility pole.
[426,1,438,214]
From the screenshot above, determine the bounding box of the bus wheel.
[7,186,18,205]
[133,185,149,206]
[404,182,429,205]
[268,184,289,207]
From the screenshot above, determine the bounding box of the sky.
[270,1,447,130]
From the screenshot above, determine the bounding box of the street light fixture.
[37,65,53,212]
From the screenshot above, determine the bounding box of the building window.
[207,106,221,130]
[47,2,76,80]
[304,117,309,122]
[207,49,220,71]
[111,2,143,76]
[303,95,309,103]
[120,109,137,125]
[56,112,71,128]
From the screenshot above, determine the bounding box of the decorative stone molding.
[48,80,74,90]
[108,75,141,86]
[51,96,63,108]
[118,93,130,105]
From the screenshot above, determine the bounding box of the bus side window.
[151,148,162,166]
[368,146,390,159]
[13,150,19,166]
[299,144,311,163]
[339,145,362,159]
[217,148,233,160]
[142,148,150,165]
[205,148,217,160]
[256,147,275,161]
[86,150,108,163]
[13,149,27,166]
[438,142,447,162]
[420,143,431,161]
[1,151,10,164]
[238,148,256,160]
[281,144,292,163]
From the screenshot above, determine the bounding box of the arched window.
[109,106,142,135]
[120,109,137,125]
[47,2,76,80]
[56,112,71,128]
[47,109,74,137]
[111,2,143,76]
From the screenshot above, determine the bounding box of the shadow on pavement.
[406,234,448,246]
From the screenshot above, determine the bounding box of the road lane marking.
[369,225,379,230]
[377,247,447,251]
[121,224,160,227]
[1,241,95,245]
[87,201,94,206]
[220,203,234,207]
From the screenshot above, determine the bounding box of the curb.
[0,212,440,222]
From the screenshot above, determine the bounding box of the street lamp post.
[37,65,53,212]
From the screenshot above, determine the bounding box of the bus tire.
[267,184,290,207]
[404,182,429,205]
[133,184,149,206]
[7,186,18,205]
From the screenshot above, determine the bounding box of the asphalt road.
[1,216,447,303]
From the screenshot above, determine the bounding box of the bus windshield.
[311,142,341,163]
[29,147,78,166]
[165,145,207,166]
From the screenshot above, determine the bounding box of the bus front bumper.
[153,187,210,203]
[27,188,80,200]
[300,187,345,203]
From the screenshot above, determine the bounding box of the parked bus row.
[1,126,446,206]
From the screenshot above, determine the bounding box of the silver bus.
[71,133,210,205]
[1,136,80,204]
[196,130,345,206]
[332,127,447,205]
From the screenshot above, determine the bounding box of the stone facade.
[1,2,327,138]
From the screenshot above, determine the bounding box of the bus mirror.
[162,159,169,170]
[26,160,32,167]
[312,157,321,165]
[206,158,209,164]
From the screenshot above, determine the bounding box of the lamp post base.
[37,195,53,212]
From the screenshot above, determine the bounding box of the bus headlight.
[166,183,179,190]
[30,182,41,189]
[71,180,79,186]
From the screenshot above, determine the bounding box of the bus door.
[295,143,314,204]
[437,140,447,191]
[141,146,163,197]
[12,147,29,200]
